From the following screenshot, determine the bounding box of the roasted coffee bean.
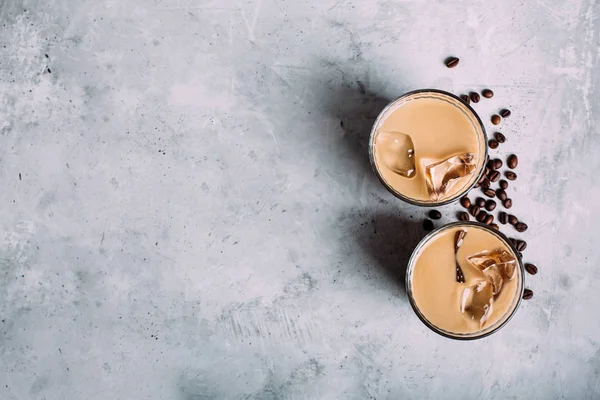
[508,214,518,225]
[482,89,494,98]
[485,200,496,211]
[516,240,527,251]
[476,211,488,222]
[498,211,507,224]
[499,180,508,189]
[515,222,528,232]
[486,160,495,170]
[484,214,494,225]
[470,92,480,103]
[489,170,501,182]
[523,289,533,300]
[476,197,486,207]
[500,109,511,118]
[484,167,491,176]
[445,57,459,68]
[477,173,487,184]
[474,183,480,188]
[509,238,518,247]
[483,188,496,198]
[469,205,481,217]
[481,178,491,189]
[492,159,503,169]
[525,263,538,275]
[458,211,470,221]
[503,198,513,209]
[490,223,499,230]
[507,154,518,169]
[460,94,470,104]
[429,210,442,220]
[494,132,506,143]
[491,114,501,125]
[496,189,507,201]
[505,171,517,181]
[488,139,499,149]
[423,219,434,231]
[460,196,471,209]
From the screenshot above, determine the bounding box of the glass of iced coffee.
[369,90,487,206]
[406,222,524,339]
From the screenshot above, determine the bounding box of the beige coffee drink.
[409,223,522,336]
[370,90,486,204]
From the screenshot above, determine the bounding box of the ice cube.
[374,130,416,178]
[482,265,504,295]
[467,249,517,282]
[424,153,476,201]
[460,280,494,327]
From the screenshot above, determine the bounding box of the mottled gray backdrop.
[1,0,599,399]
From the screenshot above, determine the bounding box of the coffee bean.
[499,180,508,189]
[516,240,527,251]
[525,263,538,275]
[494,132,506,143]
[503,198,513,209]
[428,210,442,220]
[499,211,507,224]
[477,174,487,185]
[491,114,501,125]
[486,160,495,170]
[470,92,480,103]
[469,205,481,217]
[508,214,518,225]
[515,222,528,232]
[476,211,487,222]
[485,199,496,211]
[458,211,470,221]
[523,289,533,300]
[505,171,517,181]
[484,214,494,225]
[482,89,494,98]
[423,219,434,231]
[445,57,459,68]
[489,170,500,182]
[490,223,499,230]
[507,154,518,169]
[483,188,496,198]
[476,197,486,207]
[493,159,503,169]
[474,183,480,188]
[500,109,511,118]
[488,139,499,149]
[460,94,470,104]
[509,238,518,247]
[496,189,507,201]
[484,167,491,176]
[460,196,471,209]
[481,178,491,189]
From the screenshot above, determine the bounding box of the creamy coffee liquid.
[411,225,521,334]
[372,92,485,203]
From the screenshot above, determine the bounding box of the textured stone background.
[1,0,599,399]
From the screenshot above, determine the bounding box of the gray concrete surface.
[1,0,599,399]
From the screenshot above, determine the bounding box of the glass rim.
[405,221,525,340]
[368,88,489,207]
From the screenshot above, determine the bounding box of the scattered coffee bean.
[484,167,491,176]
[482,89,494,98]
[484,214,494,225]
[481,178,491,189]
[499,179,508,190]
[496,189,507,201]
[474,183,480,188]
[485,199,496,211]
[505,171,517,181]
[445,56,459,68]
[500,109,511,118]
[458,211,470,221]
[476,197,486,207]
[523,289,533,300]
[488,139,499,149]
[491,114,501,125]
[525,263,538,275]
[515,222,528,232]
[486,160,495,171]
[503,198,513,209]
[483,188,496,198]
[508,214,518,225]
[460,94,470,104]
[509,238,518,247]
[516,240,527,251]
[492,159,503,169]
[428,210,442,220]
[423,219,434,231]
[494,132,506,143]
[477,174,487,185]
[476,211,487,223]
[469,205,481,217]
[489,170,501,183]
[470,92,480,103]
[507,154,518,169]
[490,223,499,230]
[498,211,507,224]
[460,196,471,209]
